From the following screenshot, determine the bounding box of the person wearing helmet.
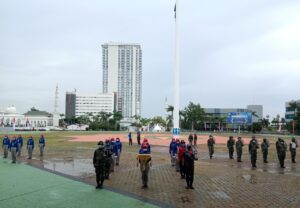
[93,141,107,189]
[114,138,122,166]
[137,142,152,188]
[249,136,259,168]
[142,138,151,153]
[39,134,46,157]
[2,135,10,159]
[207,135,215,159]
[10,136,19,163]
[183,145,196,189]
[27,136,35,159]
[169,138,177,167]
[261,138,269,163]
[178,140,186,178]
[276,138,287,168]
[17,134,23,156]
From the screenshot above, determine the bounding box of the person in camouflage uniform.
[93,141,107,189]
[104,139,113,179]
[235,137,244,162]
[289,137,298,163]
[207,135,215,159]
[261,138,269,163]
[276,138,287,168]
[248,136,259,168]
[227,136,235,159]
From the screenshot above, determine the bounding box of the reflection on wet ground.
[43,158,94,178]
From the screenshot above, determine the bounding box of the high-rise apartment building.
[102,42,142,121]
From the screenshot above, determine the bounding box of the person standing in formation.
[207,135,215,159]
[289,137,298,163]
[39,134,46,157]
[2,135,10,159]
[235,137,244,162]
[169,138,178,167]
[93,141,106,189]
[227,136,235,159]
[10,136,19,163]
[178,140,186,179]
[17,134,23,156]
[137,142,152,189]
[128,132,132,146]
[27,136,34,159]
[248,136,259,168]
[137,130,141,145]
[261,138,269,163]
[276,138,287,168]
[114,138,122,166]
[183,145,196,189]
[188,134,193,146]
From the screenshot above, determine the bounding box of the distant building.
[65,91,116,117]
[102,42,142,122]
[0,106,56,129]
[285,100,300,122]
[204,105,263,123]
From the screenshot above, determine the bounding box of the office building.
[102,42,142,121]
[285,100,300,122]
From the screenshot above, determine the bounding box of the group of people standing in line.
[207,135,298,168]
[93,138,122,189]
[169,134,198,189]
[2,134,46,163]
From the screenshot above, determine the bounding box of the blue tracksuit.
[139,147,151,154]
[39,137,45,147]
[27,138,35,149]
[10,139,19,152]
[3,137,10,146]
[17,136,23,147]
[114,141,122,156]
[169,141,178,156]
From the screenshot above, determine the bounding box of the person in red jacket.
[178,140,186,179]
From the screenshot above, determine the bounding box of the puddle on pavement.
[242,174,257,184]
[43,158,94,178]
[208,191,230,199]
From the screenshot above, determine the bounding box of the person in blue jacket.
[114,138,122,166]
[27,136,34,159]
[110,138,116,172]
[141,138,151,153]
[39,134,46,156]
[10,136,19,163]
[2,135,10,159]
[17,134,23,156]
[169,138,178,167]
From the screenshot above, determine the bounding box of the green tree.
[150,116,166,127]
[181,102,205,131]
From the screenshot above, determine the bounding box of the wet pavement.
[7,140,300,208]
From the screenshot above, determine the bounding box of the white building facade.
[102,42,142,121]
[75,93,115,117]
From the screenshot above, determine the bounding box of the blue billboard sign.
[227,112,252,124]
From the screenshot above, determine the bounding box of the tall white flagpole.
[173,0,180,139]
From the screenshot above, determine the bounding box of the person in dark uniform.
[93,141,107,189]
[2,135,10,159]
[188,134,193,145]
[227,136,235,159]
[193,133,198,146]
[276,138,287,168]
[10,136,19,163]
[128,132,132,146]
[17,135,23,156]
[183,145,196,189]
[104,139,112,179]
[137,130,141,145]
[235,137,244,162]
[289,137,298,163]
[248,136,259,168]
[261,138,269,163]
[207,135,215,159]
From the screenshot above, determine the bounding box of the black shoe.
[264,161,268,163]
[210,156,212,159]
[96,185,101,189]
[116,163,119,166]
[190,186,194,189]
[281,166,285,168]
[186,186,189,189]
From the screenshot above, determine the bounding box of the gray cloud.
[1,0,299,120]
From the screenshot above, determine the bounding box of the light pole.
[172,0,180,139]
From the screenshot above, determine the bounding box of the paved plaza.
[1,132,300,207]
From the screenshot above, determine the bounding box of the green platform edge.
[0,157,157,208]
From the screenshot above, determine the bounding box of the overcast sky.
[1,0,300,119]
